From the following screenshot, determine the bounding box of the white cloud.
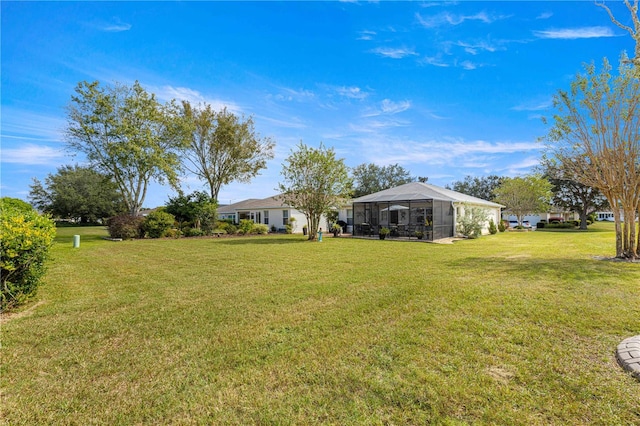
[381,99,411,114]
[534,26,615,39]
[501,156,543,175]
[460,60,478,70]
[255,115,307,129]
[103,23,132,32]
[416,11,505,28]
[349,118,409,133]
[536,12,553,20]
[1,144,66,165]
[335,85,370,99]
[420,55,450,67]
[511,99,552,112]
[152,85,242,113]
[1,108,66,141]
[456,40,502,55]
[357,30,377,41]
[361,99,411,118]
[355,136,540,167]
[370,46,418,59]
[272,87,315,102]
[94,18,132,32]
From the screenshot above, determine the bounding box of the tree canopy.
[544,55,640,258]
[494,175,552,226]
[351,163,414,198]
[539,160,608,230]
[65,81,189,216]
[29,165,125,223]
[164,191,217,233]
[278,143,352,240]
[181,102,275,202]
[446,175,505,201]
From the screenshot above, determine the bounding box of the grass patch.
[2,223,639,424]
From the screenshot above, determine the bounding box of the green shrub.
[536,222,545,229]
[497,220,506,232]
[488,219,498,235]
[239,219,254,235]
[1,198,56,310]
[545,222,576,229]
[456,206,488,239]
[285,224,293,234]
[142,210,175,238]
[164,228,181,239]
[252,224,269,235]
[218,222,237,235]
[184,227,205,237]
[107,214,144,239]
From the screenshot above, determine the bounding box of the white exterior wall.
[455,203,501,235]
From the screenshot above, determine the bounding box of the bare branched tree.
[596,0,640,65]
[544,56,640,259]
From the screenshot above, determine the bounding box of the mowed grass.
[2,223,639,424]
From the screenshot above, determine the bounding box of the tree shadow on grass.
[536,227,611,234]
[446,255,637,284]
[214,237,310,246]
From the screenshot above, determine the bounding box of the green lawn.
[2,223,639,424]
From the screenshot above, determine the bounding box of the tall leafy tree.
[278,142,352,241]
[351,163,414,198]
[446,175,506,201]
[544,55,640,259]
[494,175,552,226]
[65,81,189,216]
[181,102,275,202]
[29,165,125,223]
[540,160,609,230]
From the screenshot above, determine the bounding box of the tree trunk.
[579,209,588,230]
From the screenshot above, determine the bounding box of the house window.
[282,210,289,226]
[347,209,353,226]
[264,211,269,225]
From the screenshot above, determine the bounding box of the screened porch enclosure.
[352,200,454,241]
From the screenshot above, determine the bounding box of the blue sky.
[1,1,635,207]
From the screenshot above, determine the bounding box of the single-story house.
[218,195,352,234]
[502,209,579,225]
[351,182,504,241]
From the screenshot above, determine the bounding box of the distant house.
[502,209,578,225]
[217,195,351,234]
[351,182,503,241]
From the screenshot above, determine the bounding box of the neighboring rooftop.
[217,196,290,214]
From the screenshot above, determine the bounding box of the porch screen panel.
[370,203,380,227]
[353,203,368,236]
[433,200,454,239]
[411,201,431,239]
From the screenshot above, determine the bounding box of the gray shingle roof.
[217,195,291,214]
[352,182,504,208]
